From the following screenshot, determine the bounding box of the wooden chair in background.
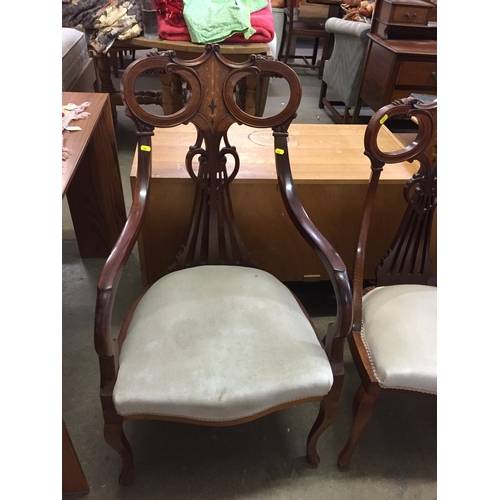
[94,44,353,485]
[278,0,330,77]
[337,97,437,466]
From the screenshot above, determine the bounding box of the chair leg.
[306,374,344,466]
[352,97,363,124]
[108,51,119,78]
[337,382,381,467]
[104,420,134,485]
[318,38,328,79]
[283,31,294,65]
[318,80,327,109]
[312,38,319,66]
[343,106,351,124]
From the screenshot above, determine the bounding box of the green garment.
[183,0,269,44]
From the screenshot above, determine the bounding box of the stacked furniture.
[353,0,437,121]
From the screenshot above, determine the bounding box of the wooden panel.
[130,124,438,286]
[132,177,411,284]
[62,92,127,258]
[133,124,415,183]
[62,420,89,495]
[396,61,437,86]
[359,40,394,111]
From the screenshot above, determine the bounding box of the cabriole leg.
[104,420,134,486]
[337,382,381,467]
[306,375,344,466]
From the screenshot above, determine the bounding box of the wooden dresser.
[354,0,437,119]
[357,34,437,114]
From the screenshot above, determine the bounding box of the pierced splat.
[361,97,437,287]
[120,44,302,272]
[170,126,255,270]
[376,160,436,285]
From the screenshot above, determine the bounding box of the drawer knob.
[405,12,417,21]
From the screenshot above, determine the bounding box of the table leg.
[159,72,184,114]
[62,420,89,495]
[94,53,119,122]
[244,75,258,116]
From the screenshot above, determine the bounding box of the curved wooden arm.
[94,136,152,360]
[273,132,353,359]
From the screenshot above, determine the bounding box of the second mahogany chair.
[94,44,352,485]
[337,98,437,466]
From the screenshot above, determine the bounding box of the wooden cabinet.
[356,34,437,116]
[129,123,437,286]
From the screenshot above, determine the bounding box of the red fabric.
[225,3,274,43]
[157,1,274,43]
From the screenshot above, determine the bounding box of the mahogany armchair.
[94,44,352,485]
[337,97,437,466]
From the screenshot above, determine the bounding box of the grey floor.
[62,46,436,499]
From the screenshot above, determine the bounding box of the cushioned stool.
[62,27,96,92]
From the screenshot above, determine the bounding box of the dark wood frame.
[94,44,353,485]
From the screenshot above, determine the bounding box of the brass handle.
[405,12,417,21]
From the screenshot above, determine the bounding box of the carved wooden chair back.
[94,45,353,485]
[338,97,437,466]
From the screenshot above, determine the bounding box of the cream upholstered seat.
[114,266,333,420]
[337,97,437,467]
[94,45,353,486]
[318,17,370,123]
[361,284,437,394]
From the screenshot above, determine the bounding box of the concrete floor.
[62,46,436,499]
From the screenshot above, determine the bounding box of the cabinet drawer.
[391,5,430,24]
[396,61,437,87]
[376,0,433,26]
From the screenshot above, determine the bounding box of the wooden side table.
[354,34,437,120]
[130,123,436,285]
[305,0,343,18]
[62,92,126,258]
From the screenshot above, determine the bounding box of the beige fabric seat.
[114,266,333,420]
[361,284,437,394]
